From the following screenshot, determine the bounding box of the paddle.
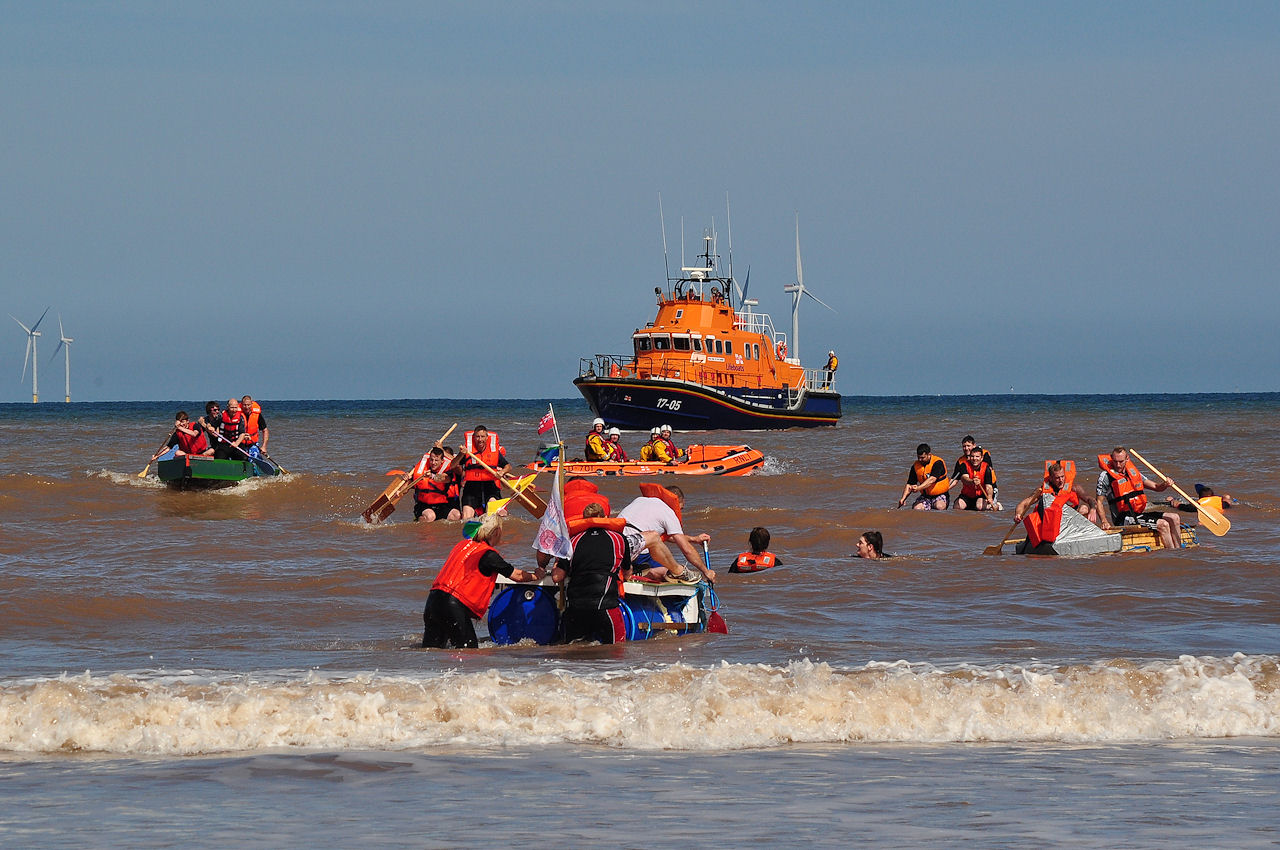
[1128,448,1230,537]
[461,448,547,517]
[139,428,177,478]
[362,424,458,524]
[257,448,288,475]
[983,519,1024,556]
[702,540,728,633]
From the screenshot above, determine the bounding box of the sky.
[2,1,1278,402]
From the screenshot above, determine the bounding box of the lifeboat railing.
[582,355,837,395]
[580,354,637,379]
[733,311,779,339]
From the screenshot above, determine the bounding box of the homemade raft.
[155,450,280,489]
[1006,493,1200,556]
[486,576,724,645]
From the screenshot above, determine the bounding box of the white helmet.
[828,350,835,356]
[650,427,661,436]
[661,423,673,434]
[608,427,620,437]
[592,417,605,428]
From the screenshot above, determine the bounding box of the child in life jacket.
[729,527,782,573]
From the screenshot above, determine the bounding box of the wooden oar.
[983,519,1024,555]
[138,428,177,478]
[362,424,457,524]
[462,449,547,518]
[1128,448,1230,537]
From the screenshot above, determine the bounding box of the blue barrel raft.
[487,577,720,645]
[487,583,560,645]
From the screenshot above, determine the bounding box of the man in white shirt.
[617,485,715,583]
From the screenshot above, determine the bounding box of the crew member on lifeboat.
[605,427,628,462]
[585,418,610,461]
[658,424,684,461]
[898,443,951,510]
[729,526,782,573]
[639,427,672,463]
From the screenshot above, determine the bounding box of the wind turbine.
[781,214,835,363]
[50,314,73,403]
[11,307,50,403]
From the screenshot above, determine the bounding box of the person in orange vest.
[1168,484,1236,514]
[151,410,214,461]
[413,446,462,522]
[239,395,269,456]
[1095,447,1181,549]
[729,527,782,573]
[1013,461,1094,555]
[949,435,999,509]
[421,515,545,648]
[897,443,951,510]
[458,425,511,521]
[952,444,997,511]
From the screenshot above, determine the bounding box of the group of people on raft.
[421,480,716,648]
[150,396,269,462]
[407,425,524,523]
[898,436,1001,512]
[583,418,685,464]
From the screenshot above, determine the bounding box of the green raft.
[156,454,281,489]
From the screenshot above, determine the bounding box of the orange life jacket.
[911,454,950,497]
[463,431,502,483]
[430,539,499,618]
[1198,495,1226,513]
[414,462,454,505]
[564,479,610,519]
[1098,454,1147,515]
[566,515,627,537]
[637,482,682,523]
[242,402,262,445]
[732,551,777,572]
[960,458,991,499]
[1024,460,1077,548]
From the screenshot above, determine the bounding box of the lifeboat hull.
[575,375,840,431]
[527,444,764,477]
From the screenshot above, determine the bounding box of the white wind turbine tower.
[781,213,835,364]
[50,315,73,403]
[11,306,50,403]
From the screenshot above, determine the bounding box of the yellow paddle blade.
[486,497,512,516]
[510,473,537,492]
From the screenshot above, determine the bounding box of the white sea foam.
[94,469,167,488]
[3,655,1278,756]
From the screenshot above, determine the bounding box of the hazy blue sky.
[3,1,1278,402]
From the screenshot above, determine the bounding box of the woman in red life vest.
[729,526,782,573]
[421,515,545,649]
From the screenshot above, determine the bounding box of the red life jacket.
[430,539,499,618]
[219,409,246,441]
[1098,454,1147,515]
[463,431,502,483]
[176,425,208,455]
[960,458,990,499]
[242,402,262,445]
[1024,461,1078,548]
[732,551,777,572]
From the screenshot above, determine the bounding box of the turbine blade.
[21,339,31,382]
[10,314,31,334]
[794,213,803,288]
[50,340,65,363]
[58,314,64,339]
[742,266,751,302]
[804,289,837,313]
[30,306,50,333]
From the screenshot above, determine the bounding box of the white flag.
[532,463,573,560]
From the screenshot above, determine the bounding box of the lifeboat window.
[714,339,723,354]
[673,336,690,351]
[653,335,672,351]
[753,343,760,360]
[635,336,651,352]
[692,337,703,352]
[743,343,752,360]
[725,341,734,355]
[674,309,683,320]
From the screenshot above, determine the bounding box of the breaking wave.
[3,654,1278,756]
